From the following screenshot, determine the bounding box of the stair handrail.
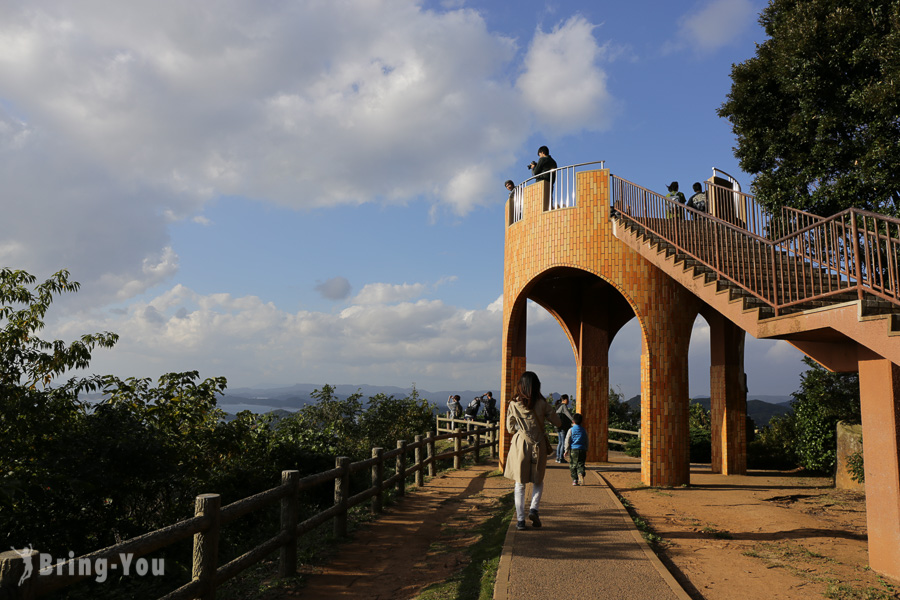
[611,174,900,314]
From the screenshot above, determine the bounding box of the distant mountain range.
[219,384,793,427]
[625,395,792,427]
[219,383,494,415]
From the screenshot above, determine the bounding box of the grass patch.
[824,582,899,600]
[741,541,840,583]
[414,490,515,600]
[700,526,733,540]
[613,492,666,548]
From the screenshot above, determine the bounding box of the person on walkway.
[564,413,589,485]
[687,182,707,212]
[481,391,499,422]
[504,371,562,530]
[464,396,482,421]
[447,394,462,419]
[555,394,574,463]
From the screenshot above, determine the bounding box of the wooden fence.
[0,422,499,600]
[438,414,638,448]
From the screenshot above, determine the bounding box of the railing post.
[415,435,424,487]
[371,447,384,514]
[192,493,221,600]
[426,431,435,478]
[453,433,462,470]
[279,470,300,578]
[396,440,407,497]
[334,456,350,537]
[851,209,863,301]
[0,549,38,600]
[489,425,497,459]
[473,424,481,464]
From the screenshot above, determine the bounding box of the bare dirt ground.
[601,458,899,600]
[263,461,512,600]
[263,457,899,600]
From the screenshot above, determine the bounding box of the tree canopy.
[718,0,900,217]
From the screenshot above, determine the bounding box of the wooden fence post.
[334,456,350,537]
[0,548,38,600]
[453,434,461,470]
[426,431,435,478]
[279,470,300,578]
[396,440,407,497]
[489,426,497,459]
[372,448,384,514]
[192,493,221,600]
[474,424,481,463]
[414,435,424,487]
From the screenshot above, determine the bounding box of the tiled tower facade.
[500,169,746,486]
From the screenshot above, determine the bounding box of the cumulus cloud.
[666,0,757,55]
[315,276,352,301]
[0,1,579,304]
[352,282,428,305]
[517,16,616,135]
[56,283,505,390]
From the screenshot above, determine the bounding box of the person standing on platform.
[504,371,562,531]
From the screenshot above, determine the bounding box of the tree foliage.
[790,357,861,472]
[718,0,900,217]
[0,267,439,595]
[749,357,860,472]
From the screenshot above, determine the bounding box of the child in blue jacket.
[564,413,588,485]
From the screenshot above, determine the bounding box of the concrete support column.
[857,352,900,581]
[577,364,609,462]
[576,288,610,462]
[499,303,527,472]
[708,312,748,475]
[641,303,693,487]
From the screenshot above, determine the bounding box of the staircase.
[609,175,900,369]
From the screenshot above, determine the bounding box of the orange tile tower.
[500,169,748,486]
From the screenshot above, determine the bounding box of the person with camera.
[528,146,557,184]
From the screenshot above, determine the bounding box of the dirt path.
[261,457,899,600]
[263,461,511,600]
[601,459,898,600]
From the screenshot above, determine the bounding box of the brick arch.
[502,170,701,484]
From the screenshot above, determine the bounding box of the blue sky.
[0,0,807,400]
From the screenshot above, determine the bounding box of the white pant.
[514,481,543,521]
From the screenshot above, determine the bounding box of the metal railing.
[1,423,499,600]
[508,161,606,225]
[611,175,900,315]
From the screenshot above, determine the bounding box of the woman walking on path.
[504,371,562,530]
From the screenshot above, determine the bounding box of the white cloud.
[666,0,757,55]
[517,16,616,135]
[352,282,428,305]
[0,1,563,305]
[56,283,505,390]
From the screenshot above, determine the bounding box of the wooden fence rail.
[0,421,499,600]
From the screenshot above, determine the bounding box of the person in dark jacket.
[529,146,558,185]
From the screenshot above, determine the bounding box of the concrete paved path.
[494,461,691,600]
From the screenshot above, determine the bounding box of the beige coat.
[503,396,562,484]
